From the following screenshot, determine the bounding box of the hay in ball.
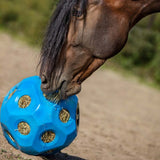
[18,122,30,135]
[43,91,60,104]
[59,109,70,123]
[18,95,31,108]
[8,89,17,99]
[41,131,56,143]
[6,131,15,142]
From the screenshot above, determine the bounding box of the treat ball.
[0,76,79,155]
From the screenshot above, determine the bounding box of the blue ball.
[0,76,79,155]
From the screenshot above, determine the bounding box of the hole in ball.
[8,89,17,99]
[41,131,55,143]
[59,109,70,123]
[18,95,31,108]
[76,103,80,131]
[18,122,30,135]
[6,130,15,142]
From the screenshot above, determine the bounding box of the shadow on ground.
[41,152,86,160]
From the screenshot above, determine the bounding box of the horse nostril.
[41,75,50,89]
[41,75,48,84]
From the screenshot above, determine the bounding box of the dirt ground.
[0,33,160,160]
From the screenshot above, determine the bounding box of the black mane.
[40,0,88,77]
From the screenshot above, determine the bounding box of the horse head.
[40,0,160,99]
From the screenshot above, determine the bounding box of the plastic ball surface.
[0,76,79,155]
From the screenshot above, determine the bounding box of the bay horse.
[40,0,160,99]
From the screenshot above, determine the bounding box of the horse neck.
[131,0,160,27]
[143,0,160,15]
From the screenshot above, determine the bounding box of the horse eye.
[73,8,81,16]
[71,43,80,48]
[72,8,85,20]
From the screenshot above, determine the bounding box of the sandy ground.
[0,33,160,160]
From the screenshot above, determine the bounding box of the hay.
[6,131,15,142]
[41,131,55,143]
[18,95,31,108]
[18,122,30,135]
[43,91,60,103]
[59,109,70,123]
[8,89,17,99]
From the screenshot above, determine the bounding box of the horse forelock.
[40,0,88,77]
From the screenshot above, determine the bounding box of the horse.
[39,0,160,99]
